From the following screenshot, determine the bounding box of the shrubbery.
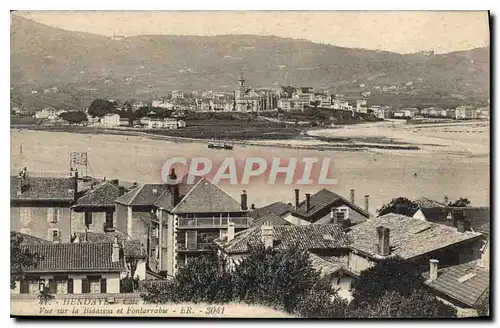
[140,246,457,318]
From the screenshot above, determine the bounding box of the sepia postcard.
[10,10,490,319]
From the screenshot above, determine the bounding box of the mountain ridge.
[11,15,490,111]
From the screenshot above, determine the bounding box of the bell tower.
[235,70,246,100]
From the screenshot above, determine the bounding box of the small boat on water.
[208,139,233,150]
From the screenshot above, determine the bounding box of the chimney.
[227,222,235,242]
[429,259,439,281]
[241,190,248,211]
[261,223,274,248]
[364,195,370,213]
[294,189,300,209]
[112,237,120,262]
[168,168,177,185]
[376,226,390,256]
[305,193,311,212]
[453,210,466,233]
[350,189,355,204]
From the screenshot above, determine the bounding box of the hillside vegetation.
[11,14,489,112]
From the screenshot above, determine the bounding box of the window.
[56,279,68,294]
[47,208,56,223]
[105,212,113,230]
[90,280,101,294]
[20,208,32,225]
[29,280,41,294]
[186,231,197,250]
[83,276,105,294]
[335,208,348,221]
[49,229,60,243]
[84,212,93,228]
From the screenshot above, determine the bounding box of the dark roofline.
[23,268,124,273]
[349,233,484,262]
[290,189,370,220]
[11,198,74,203]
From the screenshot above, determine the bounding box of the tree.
[141,251,233,304]
[377,197,419,217]
[10,232,41,289]
[349,257,424,307]
[448,197,471,207]
[295,280,349,318]
[348,289,456,318]
[348,258,456,318]
[231,245,319,313]
[87,99,117,117]
[59,111,88,124]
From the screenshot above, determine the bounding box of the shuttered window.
[82,279,90,293]
[100,279,107,294]
[20,280,29,294]
[105,212,114,230]
[48,279,56,294]
[84,212,93,228]
[48,229,60,243]
[86,275,103,294]
[67,279,74,294]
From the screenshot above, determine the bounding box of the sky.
[15,11,489,54]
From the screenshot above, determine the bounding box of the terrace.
[177,216,251,229]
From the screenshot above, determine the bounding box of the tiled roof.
[309,253,348,277]
[423,261,489,307]
[418,207,450,223]
[115,182,191,208]
[250,201,292,219]
[14,232,51,244]
[172,178,243,214]
[250,213,291,228]
[10,176,75,201]
[418,206,490,236]
[115,184,168,206]
[153,189,176,210]
[414,197,447,208]
[218,224,349,254]
[74,231,127,243]
[75,181,120,207]
[292,188,370,222]
[73,232,147,259]
[348,214,483,261]
[22,243,126,273]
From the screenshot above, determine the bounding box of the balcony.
[177,217,250,229]
[177,242,215,252]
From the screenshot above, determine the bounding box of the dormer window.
[336,208,348,221]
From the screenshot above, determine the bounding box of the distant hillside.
[10,15,489,111]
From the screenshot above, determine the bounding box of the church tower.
[235,70,246,100]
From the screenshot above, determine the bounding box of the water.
[11,130,490,213]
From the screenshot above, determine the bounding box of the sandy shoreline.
[11,119,490,155]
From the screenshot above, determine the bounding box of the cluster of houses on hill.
[15,71,489,124]
[10,167,490,316]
